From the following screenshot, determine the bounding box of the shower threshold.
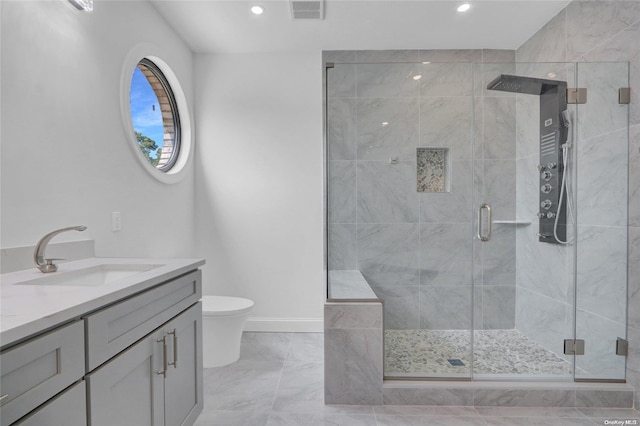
[382,379,634,407]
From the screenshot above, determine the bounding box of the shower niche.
[417,147,450,193]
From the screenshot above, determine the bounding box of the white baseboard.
[244,317,324,333]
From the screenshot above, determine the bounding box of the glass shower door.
[573,61,629,381]
[473,62,578,380]
[407,62,476,379]
[474,61,630,382]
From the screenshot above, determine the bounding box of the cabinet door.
[163,303,203,426]
[87,331,165,426]
[0,321,84,426]
[15,381,87,426]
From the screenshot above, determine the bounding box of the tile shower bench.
[325,270,384,405]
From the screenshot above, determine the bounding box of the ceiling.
[151,0,571,54]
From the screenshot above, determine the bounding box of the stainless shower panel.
[486,74,564,96]
[538,84,568,244]
[487,74,568,244]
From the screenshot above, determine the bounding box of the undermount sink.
[16,264,162,287]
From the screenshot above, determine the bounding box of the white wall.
[1,1,196,259]
[1,3,325,331]
[194,53,325,331]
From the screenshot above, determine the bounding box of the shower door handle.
[477,203,492,242]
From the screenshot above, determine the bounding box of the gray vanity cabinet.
[1,265,203,426]
[87,302,203,426]
[87,327,165,426]
[163,302,203,426]
[85,270,202,372]
[14,382,87,426]
[0,321,85,426]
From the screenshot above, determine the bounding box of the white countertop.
[0,257,205,349]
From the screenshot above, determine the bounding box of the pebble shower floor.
[384,329,580,377]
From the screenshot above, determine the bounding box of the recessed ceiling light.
[457,3,471,12]
[413,75,422,80]
[547,72,557,79]
[251,5,264,15]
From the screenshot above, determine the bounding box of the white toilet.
[201,295,254,368]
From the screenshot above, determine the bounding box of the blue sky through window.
[130,67,164,159]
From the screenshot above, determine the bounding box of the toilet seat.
[202,295,254,317]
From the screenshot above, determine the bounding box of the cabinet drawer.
[0,321,85,426]
[85,269,201,371]
[14,381,87,426]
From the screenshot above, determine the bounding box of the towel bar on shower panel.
[492,220,532,225]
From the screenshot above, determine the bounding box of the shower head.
[487,74,566,96]
[488,75,571,245]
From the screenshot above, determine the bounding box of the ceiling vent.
[290,0,324,20]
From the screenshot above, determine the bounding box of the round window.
[129,58,181,172]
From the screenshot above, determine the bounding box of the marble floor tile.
[286,332,324,363]
[238,332,293,363]
[197,332,640,425]
[203,360,283,412]
[481,417,598,426]
[375,415,488,426]
[271,361,326,413]
[267,412,378,426]
[194,409,270,426]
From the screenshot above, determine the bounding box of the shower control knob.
[537,212,546,219]
[547,162,557,169]
[541,199,552,210]
[537,164,545,171]
[541,184,552,194]
[546,212,556,219]
[541,171,552,181]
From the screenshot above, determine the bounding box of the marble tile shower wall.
[513,63,576,369]
[326,49,519,332]
[474,52,520,331]
[515,0,640,398]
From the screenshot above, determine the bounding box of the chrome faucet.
[33,226,87,273]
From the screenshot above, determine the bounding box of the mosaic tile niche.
[417,148,449,193]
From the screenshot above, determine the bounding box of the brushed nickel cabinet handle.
[156,335,167,377]
[167,329,178,369]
